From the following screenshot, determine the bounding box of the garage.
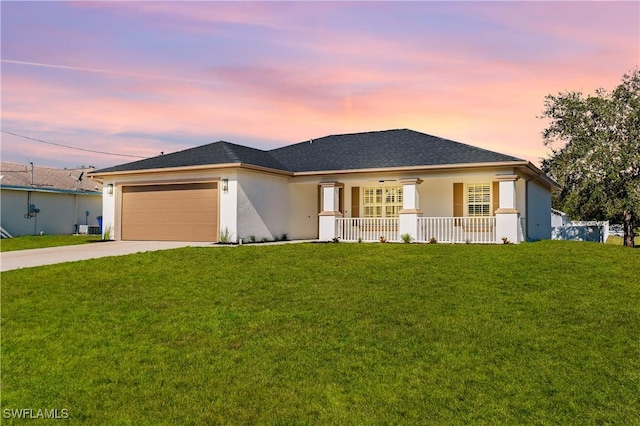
[121,183,218,242]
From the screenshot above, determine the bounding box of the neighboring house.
[551,208,570,227]
[90,129,559,244]
[0,162,102,236]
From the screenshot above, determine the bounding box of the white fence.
[336,217,497,243]
[336,218,399,242]
[417,217,496,244]
[552,221,609,243]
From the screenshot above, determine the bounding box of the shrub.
[401,233,412,244]
[219,227,232,243]
[103,225,112,241]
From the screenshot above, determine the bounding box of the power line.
[1,130,147,159]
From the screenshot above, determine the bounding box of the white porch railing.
[336,218,399,242]
[417,217,496,243]
[335,217,497,243]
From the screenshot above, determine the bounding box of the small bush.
[219,227,232,243]
[401,233,412,244]
[429,237,437,244]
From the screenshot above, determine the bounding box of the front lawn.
[0,235,102,252]
[2,241,638,424]
[606,234,640,246]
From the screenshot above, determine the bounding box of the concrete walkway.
[1,241,216,272]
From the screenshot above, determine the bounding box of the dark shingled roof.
[271,129,522,172]
[94,141,288,173]
[94,129,523,174]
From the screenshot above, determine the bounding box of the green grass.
[606,235,640,246]
[2,241,639,424]
[0,235,102,252]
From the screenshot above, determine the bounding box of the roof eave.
[515,162,561,191]
[291,160,531,176]
[0,185,102,195]
[89,162,293,179]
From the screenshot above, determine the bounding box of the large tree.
[540,69,640,247]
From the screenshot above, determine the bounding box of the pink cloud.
[2,1,637,169]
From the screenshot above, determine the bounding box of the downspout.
[74,193,78,234]
[525,179,530,241]
[523,177,536,241]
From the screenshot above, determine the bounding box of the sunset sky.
[1,1,638,170]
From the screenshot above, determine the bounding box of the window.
[467,183,491,217]
[362,186,403,218]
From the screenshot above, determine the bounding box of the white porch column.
[318,182,342,241]
[398,178,423,241]
[495,174,521,244]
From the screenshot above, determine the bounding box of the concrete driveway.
[1,241,216,272]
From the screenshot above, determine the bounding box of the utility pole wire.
[1,130,147,159]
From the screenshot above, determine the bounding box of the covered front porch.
[318,176,523,244]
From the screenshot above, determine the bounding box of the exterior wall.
[526,179,552,241]
[516,178,527,224]
[218,170,238,242]
[1,189,102,236]
[100,180,117,239]
[236,170,289,242]
[96,164,554,243]
[417,169,515,216]
[551,211,569,227]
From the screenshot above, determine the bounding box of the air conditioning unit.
[78,225,89,234]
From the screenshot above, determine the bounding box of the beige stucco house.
[90,129,558,244]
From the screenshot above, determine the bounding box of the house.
[0,162,103,237]
[89,129,558,244]
[551,208,570,227]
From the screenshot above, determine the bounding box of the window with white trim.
[467,183,491,216]
[362,186,403,218]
